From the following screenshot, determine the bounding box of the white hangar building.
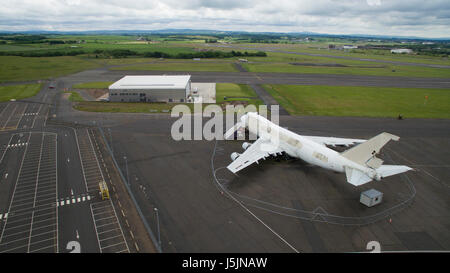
[390,48,413,54]
[108,75,191,103]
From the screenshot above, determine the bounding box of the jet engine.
[231,152,240,161]
[242,142,251,150]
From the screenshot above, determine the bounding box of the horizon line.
[0,28,449,40]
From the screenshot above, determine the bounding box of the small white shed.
[360,189,383,207]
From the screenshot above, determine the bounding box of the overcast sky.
[1,0,449,38]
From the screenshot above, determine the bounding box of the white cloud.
[367,0,381,6]
[0,0,449,38]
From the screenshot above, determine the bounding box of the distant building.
[422,42,435,45]
[108,75,191,103]
[343,45,358,49]
[238,58,248,62]
[390,48,413,54]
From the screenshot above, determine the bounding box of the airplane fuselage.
[245,113,379,180]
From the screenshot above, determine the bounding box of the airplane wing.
[304,136,366,147]
[227,138,284,174]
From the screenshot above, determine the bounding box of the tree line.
[0,48,267,58]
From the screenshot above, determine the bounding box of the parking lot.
[18,103,43,130]
[0,102,28,131]
[0,132,58,253]
[90,200,129,253]
[76,128,105,193]
[75,128,129,253]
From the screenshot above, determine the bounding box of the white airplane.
[225,112,412,186]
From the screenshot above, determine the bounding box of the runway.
[59,69,450,89]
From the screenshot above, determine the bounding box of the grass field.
[0,56,101,82]
[263,84,450,118]
[236,43,450,66]
[243,62,450,78]
[1,39,197,55]
[111,61,238,72]
[0,83,42,102]
[242,51,396,65]
[91,58,157,66]
[73,101,197,113]
[77,42,197,54]
[216,83,262,105]
[0,44,54,51]
[72,81,113,89]
[64,91,84,102]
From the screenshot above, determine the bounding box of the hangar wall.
[109,88,187,102]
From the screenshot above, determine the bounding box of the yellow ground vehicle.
[99,181,110,200]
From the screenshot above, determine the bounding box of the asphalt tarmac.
[0,64,449,253]
[0,82,154,253]
[56,104,449,252]
[60,69,450,89]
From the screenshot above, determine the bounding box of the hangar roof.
[109,75,191,90]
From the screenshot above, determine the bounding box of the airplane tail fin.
[341,132,399,168]
[341,132,412,186]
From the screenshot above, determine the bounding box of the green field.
[64,91,84,102]
[0,56,101,82]
[236,43,450,66]
[76,42,196,54]
[111,61,238,72]
[0,44,54,51]
[73,101,197,113]
[263,84,450,118]
[216,83,262,105]
[0,83,42,102]
[1,38,197,55]
[242,51,399,65]
[72,81,113,89]
[243,62,450,78]
[91,58,156,66]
